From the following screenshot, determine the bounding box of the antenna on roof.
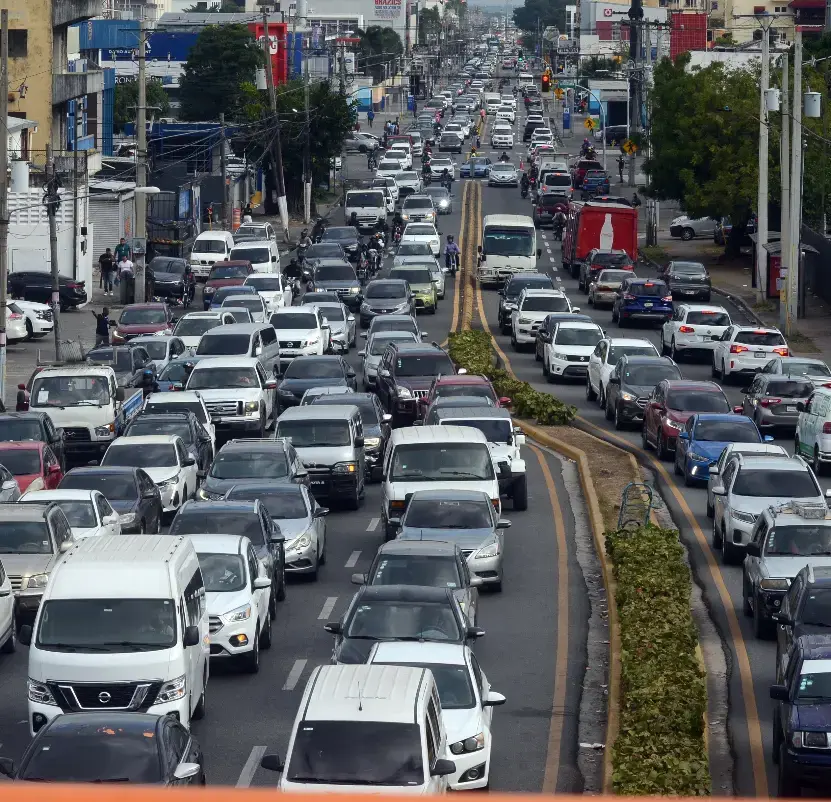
[357,681,363,712]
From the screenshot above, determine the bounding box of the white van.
[189,230,235,279]
[21,535,209,735]
[228,239,280,274]
[259,663,455,794]
[518,72,534,88]
[344,189,387,230]
[381,425,501,539]
[483,93,502,114]
[795,387,831,471]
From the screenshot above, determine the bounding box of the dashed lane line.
[235,745,267,788]
[282,658,308,691]
[318,596,338,620]
[366,517,380,532]
[345,550,361,568]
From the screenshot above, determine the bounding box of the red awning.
[789,0,824,10]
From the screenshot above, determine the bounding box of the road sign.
[563,105,571,130]
[584,117,597,131]
[554,88,564,100]
[622,138,638,154]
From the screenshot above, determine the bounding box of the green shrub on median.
[605,525,710,796]
[447,329,576,426]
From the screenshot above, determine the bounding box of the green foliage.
[605,525,710,796]
[713,33,736,47]
[418,7,441,45]
[448,330,576,425]
[113,80,170,131]
[179,24,263,122]
[357,26,403,84]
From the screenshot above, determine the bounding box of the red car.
[641,379,733,459]
[112,303,174,344]
[418,374,511,418]
[0,441,63,492]
[201,260,254,310]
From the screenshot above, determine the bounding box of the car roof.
[180,311,226,319]
[278,404,360,421]
[146,391,204,403]
[619,354,677,366]
[663,379,724,391]
[218,439,285,453]
[0,502,53,520]
[201,322,264,334]
[731,455,807,471]
[521,288,564,296]
[438,405,510,420]
[187,533,246,555]
[370,640,468,666]
[191,356,260,369]
[389,424,488,445]
[606,337,655,347]
[734,325,782,332]
[20,489,98,502]
[388,342,446,354]
[109,434,179,447]
[0,441,43,452]
[358,584,454,603]
[406,488,491,502]
[179,499,258,514]
[42,711,164,735]
[435,374,490,385]
[377,539,461,557]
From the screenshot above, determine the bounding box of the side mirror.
[260,754,284,773]
[499,396,512,406]
[745,542,761,557]
[351,572,367,585]
[183,625,200,647]
[360,332,368,339]
[323,621,342,635]
[182,457,196,467]
[48,464,61,475]
[388,516,401,528]
[484,690,506,707]
[458,368,468,375]
[709,465,720,476]
[609,375,620,385]
[711,484,727,496]
[253,576,271,590]
[770,684,789,702]
[196,470,206,480]
[733,406,744,414]
[763,435,774,442]
[173,763,201,781]
[354,437,365,448]
[378,368,391,378]
[313,507,329,517]
[115,388,125,402]
[347,369,356,378]
[497,519,512,528]
[103,512,120,525]
[18,624,32,646]
[431,758,457,778]
[358,349,366,357]
[466,625,485,639]
[572,307,581,313]
[0,757,16,778]
[678,432,690,441]
[59,540,73,553]
[382,413,392,422]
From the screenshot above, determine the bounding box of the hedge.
[605,525,710,796]
[447,329,576,426]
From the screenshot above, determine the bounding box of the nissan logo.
[98,691,112,704]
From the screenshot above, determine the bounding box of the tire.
[542,354,549,377]
[243,631,260,674]
[275,568,287,602]
[641,424,650,451]
[660,332,668,356]
[674,454,683,476]
[25,319,33,341]
[657,431,671,461]
[814,446,824,477]
[192,677,207,721]
[512,474,528,511]
[585,377,596,402]
[534,345,541,362]
[711,357,720,379]
[777,753,800,798]
[681,227,695,241]
[604,394,613,421]
[260,610,272,650]
[598,384,606,411]
[722,537,740,565]
[613,404,625,431]
[670,339,681,362]
[611,305,619,323]
[742,572,753,616]
[712,516,723,549]
[706,495,714,519]
[754,592,773,639]
[0,617,15,654]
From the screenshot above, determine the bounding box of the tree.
[179,24,263,122]
[418,7,441,46]
[113,80,170,131]
[513,0,567,51]
[357,26,403,84]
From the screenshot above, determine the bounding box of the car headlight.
[154,674,187,704]
[402,214,410,220]
[396,385,413,399]
[350,286,360,294]
[363,436,381,449]
[665,419,684,431]
[760,578,790,591]
[288,533,312,551]
[278,388,295,397]
[450,732,485,754]
[394,303,410,313]
[503,302,517,310]
[550,351,566,360]
[198,488,223,501]
[204,286,215,295]
[439,200,449,208]
[28,679,57,706]
[159,474,180,489]
[244,401,260,413]
[26,573,49,590]
[305,336,320,346]
[475,538,500,559]
[518,317,532,325]
[688,452,710,463]
[223,604,253,623]
[119,512,137,524]
[792,731,831,749]
[732,509,757,524]
[361,303,371,312]
[95,424,115,437]
[620,391,636,401]
[333,461,358,474]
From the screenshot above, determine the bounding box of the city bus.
[477,213,542,287]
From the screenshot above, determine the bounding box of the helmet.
[443,168,449,175]
[301,229,308,238]
[143,368,154,377]
[447,235,454,242]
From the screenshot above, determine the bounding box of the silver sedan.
[487,163,520,187]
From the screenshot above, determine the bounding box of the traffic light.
[541,73,551,92]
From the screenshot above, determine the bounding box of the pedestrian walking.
[355,121,361,133]
[91,307,115,348]
[367,109,375,128]
[98,247,114,296]
[617,155,625,184]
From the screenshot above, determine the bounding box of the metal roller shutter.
[89,195,121,256]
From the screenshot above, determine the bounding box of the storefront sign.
[375,0,402,19]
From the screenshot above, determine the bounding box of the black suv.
[770,634,831,795]
[498,273,555,334]
[9,271,87,311]
[374,342,456,424]
[198,437,307,500]
[0,412,66,471]
[123,411,213,474]
[147,257,195,307]
[604,355,682,430]
[169,499,287,613]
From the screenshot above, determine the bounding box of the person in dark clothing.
[284,258,304,281]
[91,306,116,347]
[15,384,27,412]
[617,155,625,183]
[138,368,159,398]
[632,192,642,207]
[98,248,114,292]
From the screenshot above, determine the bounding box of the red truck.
[562,200,639,279]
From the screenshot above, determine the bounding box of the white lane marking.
[283,659,308,691]
[236,745,267,788]
[367,517,380,532]
[318,596,338,620]
[555,276,563,282]
[345,550,361,568]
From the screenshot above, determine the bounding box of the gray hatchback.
[740,374,814,431]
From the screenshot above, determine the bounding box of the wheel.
[542,353,549,377]
[242,631,260,673]
[192,677,207,720]
[706,495,714,518]
[721,361,728,382]
[345,485,361,511]
[25,319,33,340]
[585,376,597,402]
[604,394,613,421]
[670,339,681,362]
[742,572,753,616]
[0,617,15,654]
[814,447,824,477]
[534,345,541,362]
[660,331,668,355]
[674,454,683,476]
[777,752,800,797]
[510,333,519,350]
[795,435,802,458]
[657,431,670,461]
[614,404,625,431]
[681,227,695,241]
[275,568,287,602]
[712,515,723,549]
[598,384,606,410]
[512,474,528,511]
[711,356,720,379]
[260,610,272,650]
[754,592,772,639]
[641,424,650,450]
[722,537,740,565]
[611,305,619,323]
[139,520,146,535]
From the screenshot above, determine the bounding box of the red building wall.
[249,21,289,86]
[669,12,707,60]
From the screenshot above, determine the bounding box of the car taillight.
[623,294,636,301]
[759,398,781,407]
[491,498,500,510]
[9,313,21,320]
[730,344,749,354]
[661,296,673,302]
[773,347,789,356]
[823,422,831,434]
[679,325,695,333]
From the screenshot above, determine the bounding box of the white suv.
[660,304,732,362]
[510,288,577,349]
[712,325,789,381]
[491,124,514,149]
[543,320,604,382]
[270,306,330,367]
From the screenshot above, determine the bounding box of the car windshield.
[686,311,730,326]
[621,365,677,385]
[284,359,344,379]
[798,589,831,627]
[119,307,166,325]
[199,553,246,592]
[393,269,432,284]
[102,444,177,469]
[0,448,40,475]
[405,498,492,528]
[246,276,282,291]
[44,500,97,528]
[483,227,534,257]
[151,259,187,275]
[60,471,138,500]
[127,419,193,444]
[765,380,813,398]
[424,189,450,201]
[188,367,259,390]
[766,526,831,556]
[223,298,262,313]
[733,469,818,497]
[391,443,495,481]
[175,317,223,336]
[19,730,163,783]
[405,199,433,210]
[226,487,308,518]
[522,296,569,312]
[0,521,50,553]
[286,720,424,786]
[491,164,515,172]
[213,287,255,303]
[366,283,407,300]
[796,670,831,700]
[145,400,207,424]
[694,420,760,442]
[784,361,831,376]
[169,510,264,542]
[307,243,343,258]
[276,421,351,447]
[444,417,512,443]
[196,334,251,356]
[628,282,668,297]
[348,192,384,206]
[323,228,357,242]
[735,330,786,346]
[210,450,287,480]
[596,271,631,284]
[396,354,453,377]
[373,554,463,593]
[370,335,414,355]
[346,600,461,641]
[671,262,707,275]
[230,248,270,264]
[273,313,318,330]
[87,349,132,372]
[315,265,356,281]
[134,341,168,361]
[37,598,177,651]
[666,391,729,412]
[209,265,249,280]
[0,419,42,441]
[506,279,553,297]
[608,345,656,366]
[194,239,227,254]
[316,305,345,322]
[555,327,602,346]
[378,160,400,170]
[397,243,431,255]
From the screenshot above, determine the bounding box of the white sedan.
[368,641,505,791]
[244,273,292,313]
[429,157,456,179]
[0,557,13,653]
[384,149,410,171]
[401,223,441,257]
[13,300,53,340]
[586,337,660,409]
[660,304,732,362]
[130,334,192,373]
[375,159,404,179]
[19,488,122,540]
[394,171,423,195]
[221,293,268,323]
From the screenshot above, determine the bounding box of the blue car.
[675,412,772,485]
[612,276,673,327]
[460,157,492,178]
[209,284,257,311]
[581,169,611,197]
[155,356,208,391]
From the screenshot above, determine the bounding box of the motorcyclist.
[421,150,431,165]
[284,257,304,282]
[581,138,590,156]
[520,172,530,195]
[512,85,518,97]
[553,209,567,236]
[444,235,461,275]
[367,150,378,170]
[441,168,453,191]
[499,151,510,163]
[310,217,326,242]
[138,368,159,399]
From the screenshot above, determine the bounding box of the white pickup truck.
[28,365,144,462]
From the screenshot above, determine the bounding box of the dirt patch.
[538,425,639,531]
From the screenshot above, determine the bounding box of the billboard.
[249,21,289,87]
[375,0,403,19]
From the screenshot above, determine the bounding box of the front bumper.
[468,553,502,585]
[514,324,540,344]
[285,538,318,573]
[448,748,490,791]
[307,473,359,501]
[211,414,263,432]
[683,458,714,483]
[548,355,590,378]
[781,748,831,788]
[724,514,757,547]
[209,618,259,657]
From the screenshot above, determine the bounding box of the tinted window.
[276,421,351,447]
[60,471,139,500]
[208,265,249,279]
[196,333,251,356]
[443,417,512,443]
[0,521,50,553]
[694,420,760,442]
[225,487,308,518]
[314,264,357,281]
[210,450,288,480]
[102,444,178,469]
[732,469,818,497]
[246,276,282,291]
[87,349,133,372]
[627,282,668,297]
[283,359,345,379]
[345,601,461,641]
[521,295,569,312]
[347,192,385,206]
[735,330,786,346]
[169,510,264,542]
[799,589,831,626]
[666,391,729,412]
[396,243,432,255]
[315,305,345,321]
[396,354,454,377]
[230,248,270,264]
[322,228,357,241]
[505,278,553,298]
[222,297,263,313]
[365,283,407,300]
[765,380,813,398]
[370,334,416,355]
[0,448,41,475]
[306,243,343,258]
[198,553,246,592]
[554,327,602,346]
[119,307,167,325]
[371,555,461,588]
[134,341,168,361]
[766,526,831,556]
[272,313,319,330]
[686,311,730,326]
[404,498,492,528]
[0,418,42,441]
[175,317,223,336]
[145,401,207,424]
[126,418,194,444]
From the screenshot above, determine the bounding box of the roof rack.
[768,500,831,520]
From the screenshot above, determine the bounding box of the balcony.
[52,69,104,106]
[53,0,102,28]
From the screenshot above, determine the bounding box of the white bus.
[477,213,541,286]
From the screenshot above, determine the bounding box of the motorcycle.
[393,225,404,245]
[367,248,380,276]
[520,184,528,199]
[446,251,459,276]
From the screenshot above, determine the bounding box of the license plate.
[682,290,695,295]
[644,302,653,308]
[754,351,767,358]
[787,405,797,412]
[711,335,720,341]
[310,480,325,486]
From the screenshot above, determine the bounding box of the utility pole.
[755,21,770,304]
[302,34,312,225]
[262,8,289,240]
[780,51,790,330]
[44,145,62,360]
[220,112,230,230]
[627,0,643,187]
[787,29,803,334]
[134,12,147,304]
[0,10,9,400]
